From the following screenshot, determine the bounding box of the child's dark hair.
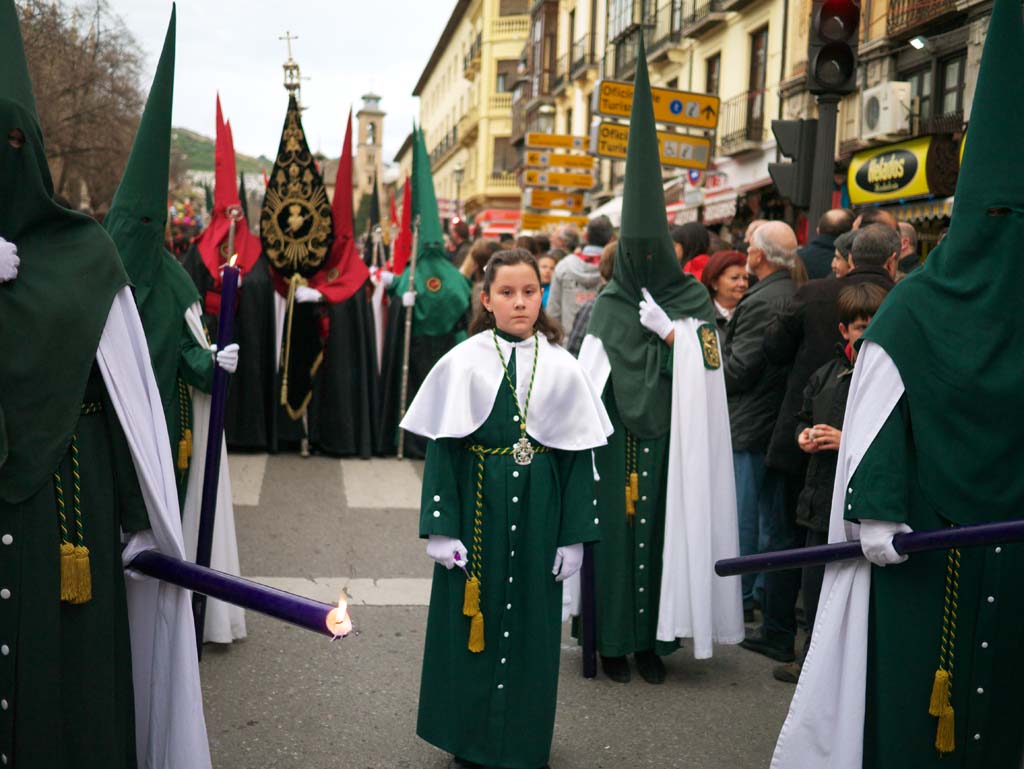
[838,282,888,325]
[469,248,563,344]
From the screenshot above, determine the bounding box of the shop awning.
[888,197,954,223]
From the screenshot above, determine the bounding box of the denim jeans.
[733,451,773,608]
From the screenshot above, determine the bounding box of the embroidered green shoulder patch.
[697,323,721,370]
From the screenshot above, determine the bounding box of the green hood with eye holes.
[861,0,1024,524]
[0,0,129,503]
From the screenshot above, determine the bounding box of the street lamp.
[453,163,465,219]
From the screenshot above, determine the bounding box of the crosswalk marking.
[227,453,268,506]
[250,576,432,606]
[339,458,422,509]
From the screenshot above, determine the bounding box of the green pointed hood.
[861,0,1024,522]
[586,34,713,438]
[105,5,185,308]
[393,125,469,336]
[0,0,128,501]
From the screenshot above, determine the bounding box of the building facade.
[355,93,386,204]
[414,0,530,222]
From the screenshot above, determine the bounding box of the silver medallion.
[512,435,535,466]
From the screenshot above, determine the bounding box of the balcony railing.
[649,1,683,53]
[463,34,482,80]
[922,110,964,135]
[430,127,460,166]
[490,93,514,113]
[552,54,568,91]
[717,90,767,155]
[613,28,655,80]
[570,34,596,76]
[489,170,520,191]
[681,0,726,36]
[887,0,958,36]
[493,17,530,38]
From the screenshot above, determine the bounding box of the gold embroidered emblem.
[326,268,339,282]
[697,323,721,370]
[426,276,442,293]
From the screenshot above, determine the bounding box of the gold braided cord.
[70,436,83,547]
[279,272,322,421]
[928,546,961,754]
[491,331,539,437]
[470,452,485,582]
[466,443,550,457]
[80,402,103,415]
[54,468,69,545]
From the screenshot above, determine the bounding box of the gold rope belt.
[54,401,102,605]
[458,442,550,653]
[928,546,961,754]
[624,431,640,522]
[176,375,193,475]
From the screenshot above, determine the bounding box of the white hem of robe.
[770,341,905,769]
[371,279,386,375]
[400,330,612,451]
[97,288,211,769]
[565,323,745,656]
[180,303,247,644]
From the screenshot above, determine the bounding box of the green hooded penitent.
[393,127,470,336]
[586,35,713,439]
[0,0,129,503]
[105,5,212,503]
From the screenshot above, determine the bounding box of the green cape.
[394,126,470,336]
[0,0,128,502]
[586,36,713,438]
[862,0,1024,523]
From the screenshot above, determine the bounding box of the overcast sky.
[89,0,456,161]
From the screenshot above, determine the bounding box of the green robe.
[416,338,598,769]
[1,365,149,768]
[847,398,1024,769]
[588,355,678,658]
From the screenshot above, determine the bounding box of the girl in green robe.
[401,249,612,769]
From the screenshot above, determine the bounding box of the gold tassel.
[177,437,189,470]
[463,576,480,617]
[468,611,485,653]
[185,428,193,459]
[71,545,92,604]
[60,542,76,602]
[630,470,639,501]
[935,704,955,754]
[625,486,635,519]
[928,669,951,716]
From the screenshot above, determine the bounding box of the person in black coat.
[797,209,854,280]
[772,282,889,684]
[722,222,798,649]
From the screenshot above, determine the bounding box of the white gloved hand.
[402,291,416,308]
[0,237,19,283]
[639,288,674,340]
[211,342,240,374]
[859,519,912,566]
[379,270,396,287]
[426,534,469,570]
[552,543,584,582]
[295,285,323,303]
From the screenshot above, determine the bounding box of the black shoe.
[739,634,796,663]
[744,607,756,624]
[772,661,801,684]
[634,649,666,684]
[448,758,484,769]
[600,654,631,683]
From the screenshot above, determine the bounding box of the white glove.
[295,285,322,303]
[639,287,674,340]
[380,270,396,287]
[0,237,19,283]
[402,291,416,308]
[859,519,912,566]
[426,534,468,570]
[211,342,240,374]
[552,543,584,582]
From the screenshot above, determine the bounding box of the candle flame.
[229,253,239,267]
[326,591,353,638]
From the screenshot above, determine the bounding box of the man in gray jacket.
[547,215,614,336]
[721,221,800,660]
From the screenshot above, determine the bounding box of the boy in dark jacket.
[773,282,889,684]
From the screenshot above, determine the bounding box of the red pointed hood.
[310,108,369,303]
[392,175,413,274]
[195,95,261,280]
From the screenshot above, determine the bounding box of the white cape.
[180,303,247,644]
[98,288,211,769]
[568,319,745,658]
[770,341,905,769]
[400,330,612,450]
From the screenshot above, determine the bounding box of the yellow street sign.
[593,80,720,130]
[590,121,712,170]
[524,169,594,189]
[524,133,589,150]
[523,188,585,213]
[520,213,590,230]
[525,150,596,171]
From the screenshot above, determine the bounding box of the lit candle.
[326,592,354,638]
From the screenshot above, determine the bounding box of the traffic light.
[769,119,817,208]
[807,0,860,94]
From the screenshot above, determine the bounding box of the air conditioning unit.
[861,82,912,141]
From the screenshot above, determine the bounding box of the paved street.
[200,453,795,769]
